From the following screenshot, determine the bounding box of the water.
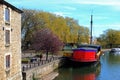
[54,51,120,80]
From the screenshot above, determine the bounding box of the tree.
[32,28,63,60]
[97,29,120,48]
[97,34,107,48]
[105,29,120,48]
[21,9,90,50]
[21,9,40,50]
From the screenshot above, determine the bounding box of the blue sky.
[6,0,120,37]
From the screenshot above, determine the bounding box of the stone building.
[0,0,22,80]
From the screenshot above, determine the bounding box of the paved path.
[39,72,58,80]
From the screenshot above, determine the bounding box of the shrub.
[22,58,30,63]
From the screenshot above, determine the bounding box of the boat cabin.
[72,44,101,62]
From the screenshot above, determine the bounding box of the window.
[5,8,10,22]
[6,55,10,68]
[5,30,10,45]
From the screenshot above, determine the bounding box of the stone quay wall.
[22,59,61,80]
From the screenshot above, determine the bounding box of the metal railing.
[22,57,59,71]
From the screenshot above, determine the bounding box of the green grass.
[22,58,30,63]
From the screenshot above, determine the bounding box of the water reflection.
[98,51,120,80]
[54,51,120,80]
[108,52,120,65]
[54,62,101,80]
[72,64,101,80]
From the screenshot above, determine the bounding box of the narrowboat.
[72,44,102,63]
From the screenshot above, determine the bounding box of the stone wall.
[10,6,22,80]
[0,2,22,80]
[0,4,5,80]
[22,59,60,80]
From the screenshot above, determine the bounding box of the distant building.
[0,0,22,80]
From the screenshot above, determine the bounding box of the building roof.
[0,0,23,13]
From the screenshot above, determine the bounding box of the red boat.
[72,44,102,63]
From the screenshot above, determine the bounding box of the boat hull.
[71,44,102,63]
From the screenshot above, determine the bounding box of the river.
[53,51,120,80]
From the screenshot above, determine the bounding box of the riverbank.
[22,59,61,80]
[102,49,110,52]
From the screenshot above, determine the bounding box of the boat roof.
[77,44,101,48]
[73,47,97,51]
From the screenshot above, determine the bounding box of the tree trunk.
[46,51,49,61]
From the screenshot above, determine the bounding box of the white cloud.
[53,12,71,17]
[84,24,120,28]
[94,16,108,20]
[104,24,120,29]
[6,0,120,6]
[74,0,120,11]
[7,0,120,9]
[53,12,65,16]
[63,6,77,11]
[74,0,120,6]
[83,23,120,30]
